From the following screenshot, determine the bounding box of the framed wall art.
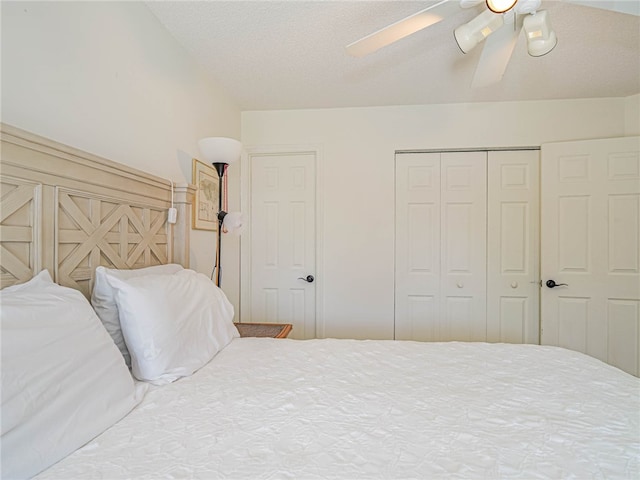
[192,158,219,231]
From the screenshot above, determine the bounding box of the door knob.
[546,279,568,289]
[298,275,314,283]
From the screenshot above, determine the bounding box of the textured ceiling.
[146,1,640,111]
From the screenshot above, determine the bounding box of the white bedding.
[37,338,639,479]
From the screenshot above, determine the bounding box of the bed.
[2,124,639,479]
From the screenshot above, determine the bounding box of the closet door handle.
[298,275,315,283]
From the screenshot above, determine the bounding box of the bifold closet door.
[395,153,441,341]
[395,151,487,341]
[486,150,540,344]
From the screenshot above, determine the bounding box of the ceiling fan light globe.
[486,0,517,13]
[527,30,557,56]
[454,9,505,53]
[523,10,557,57]
[222,211,245,234]
[454,25,474,53]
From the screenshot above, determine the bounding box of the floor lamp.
[197,137,244,287]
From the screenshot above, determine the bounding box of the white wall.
[1,1,242,308]
[242,97,630,339]
[3,2,634,337]
[625,94,640,136]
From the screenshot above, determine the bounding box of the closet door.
[395,153,441,340]
[486,150,540,344]
[395,152,486,341]
[440,152,487,341]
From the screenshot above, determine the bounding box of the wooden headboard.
[0,124,195,297]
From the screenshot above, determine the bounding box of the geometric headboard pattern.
[1,123,195,297]
[1,176,42,287]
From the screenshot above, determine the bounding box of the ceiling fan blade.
[471,14,523,88]
[564,0,639,16]
[346,0,463,57]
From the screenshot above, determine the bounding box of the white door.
[395,153,441,340]
[440,152,487,341]
[487,150,540,344]
[249,152,316,339]
[541,136,640,376]
[395,151,487,341]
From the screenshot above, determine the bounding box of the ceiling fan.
[346,0,639,88]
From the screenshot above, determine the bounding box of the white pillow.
[0,270,146,480]
[105,269,239,385]
[92,264,184,367]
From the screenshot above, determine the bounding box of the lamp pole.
[212,162,227,287]
[198,136,242,287]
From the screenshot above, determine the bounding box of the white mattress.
[38,338,639,479]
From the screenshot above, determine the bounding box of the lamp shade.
[198,137,242,165]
